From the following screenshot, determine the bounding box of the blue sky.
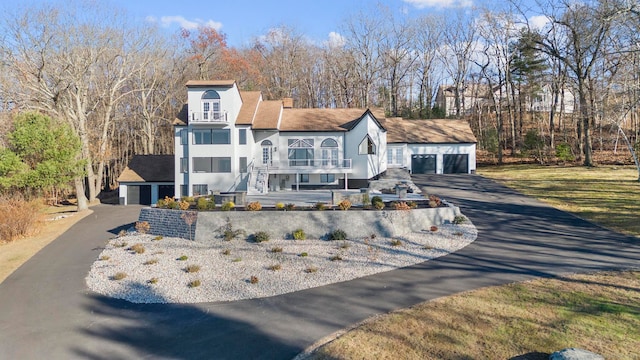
[107,0,494,47]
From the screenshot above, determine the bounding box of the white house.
[118,80,478,204]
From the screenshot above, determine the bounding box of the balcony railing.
[268,159,352,169]
[190,111,227,123]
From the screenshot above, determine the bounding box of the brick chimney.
[282,97,294,108]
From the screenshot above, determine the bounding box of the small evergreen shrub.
[292,228,306,240]
[299,252,308,257]
[362,193,370,207]
[197,197,215,210]
[252,231,270,243]
[135,221,150,234]
[250,275,259,284]
[221,218,244,241]
[221,201,235,211]
[338,199,352,211]
[153,235,163,241]
[275,202,285,210]
[371,196,383,205]
[453,215,467,225]
[188,279,201,288]
[177,255,188,261]
[329,229,347,241]
[407,201,418,209]
[556,143,574,161]
[373,201,385,210]
[182,196,194,203]
[246,201,262,211]
[111,272,127,281]
[148,278,158,284]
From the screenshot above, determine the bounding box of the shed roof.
[117,155,175,183]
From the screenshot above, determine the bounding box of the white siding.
[345,114,387,179]
[405,143,476,174]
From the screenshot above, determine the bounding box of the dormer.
[185,80,242,125]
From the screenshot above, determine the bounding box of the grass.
[479,164,640,236]
[184,264,201,273]
[308,165,640,359]
[309,271,640,359]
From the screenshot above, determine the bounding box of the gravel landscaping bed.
[86,220,477,304]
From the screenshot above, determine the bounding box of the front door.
[262,145,272,166]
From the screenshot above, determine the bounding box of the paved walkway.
[0,175,638,359]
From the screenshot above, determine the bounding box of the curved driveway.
[0,175,638,359]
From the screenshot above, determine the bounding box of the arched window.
[359,135,376,155]
[321,138,338,166]
[201,90,221,121]
[261,140,273,146]
[261,140,273,165]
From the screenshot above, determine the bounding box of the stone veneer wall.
[138,208,197,240]
[138,205,460,243]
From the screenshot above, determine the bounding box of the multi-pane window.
[321,138,338,166]
[239,129,247,145]
[299,174,309,183]
[180,158,188,173]
[192,157,231,173]
[288,138,314,166]
[359,136,376,155]
[180,185,188,197]
[180,129,188,145]
[192,184,208,196]
[239,157,248,173]
[193,129,230,144]
[320,174,335,183]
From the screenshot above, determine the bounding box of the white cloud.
[326,31,346,48]
[403,0,473,9]
[159,15,222,30]
[529,15,550,30]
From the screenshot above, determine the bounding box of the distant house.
[118,80,478,205]
[117,155,174,205]
[435,84,493,117]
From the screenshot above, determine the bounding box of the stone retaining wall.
[138,208,197,240]
[138,205,460,243]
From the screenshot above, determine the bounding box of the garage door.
[411,154,436,174]
[158,185,174,200]
[127,185,152,205]
[443,154,469,174]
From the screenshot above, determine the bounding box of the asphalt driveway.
[0,175,638,359]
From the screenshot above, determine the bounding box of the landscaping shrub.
[428,194,442,207]
[221,218,244,241]
[252,231,270,243]
[371,196,383,205]
[271,246,283,253]
[275,202,285,210]
[184,264,201,273]
[221,201,235,211]
[99,255,110,261]
[129,243,145,254]
[304,266,318,273]
[453,215,467,225]
[390,239,402,246]
[181,196,194,203]
[111,272,127,281]
[292,228,306,240]
[338,199,352,211]
[178,200,190,210]
[143,258,158,265]
[197,196,215,210]
[330,254,343,261]
[299,252,308,257]
[362,193,370,207]
[135,221,150,234]
[148,278,158,284]
[407,201,418,209]
[267,264,282,271]
[373,201,385,210]
[392,201,411,211]
[153,235,163,241]
[329,229,347,241]
[221,249,231,255]
[246,201,262,211]
[249,275,259,284]
[0,195,42,243]
[177,255,188,261]
[284,203,296,211]
[188,279,201,288]
[314,202,326,210]
[556,143,574,162]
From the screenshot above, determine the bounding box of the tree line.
[1,0,639,209]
